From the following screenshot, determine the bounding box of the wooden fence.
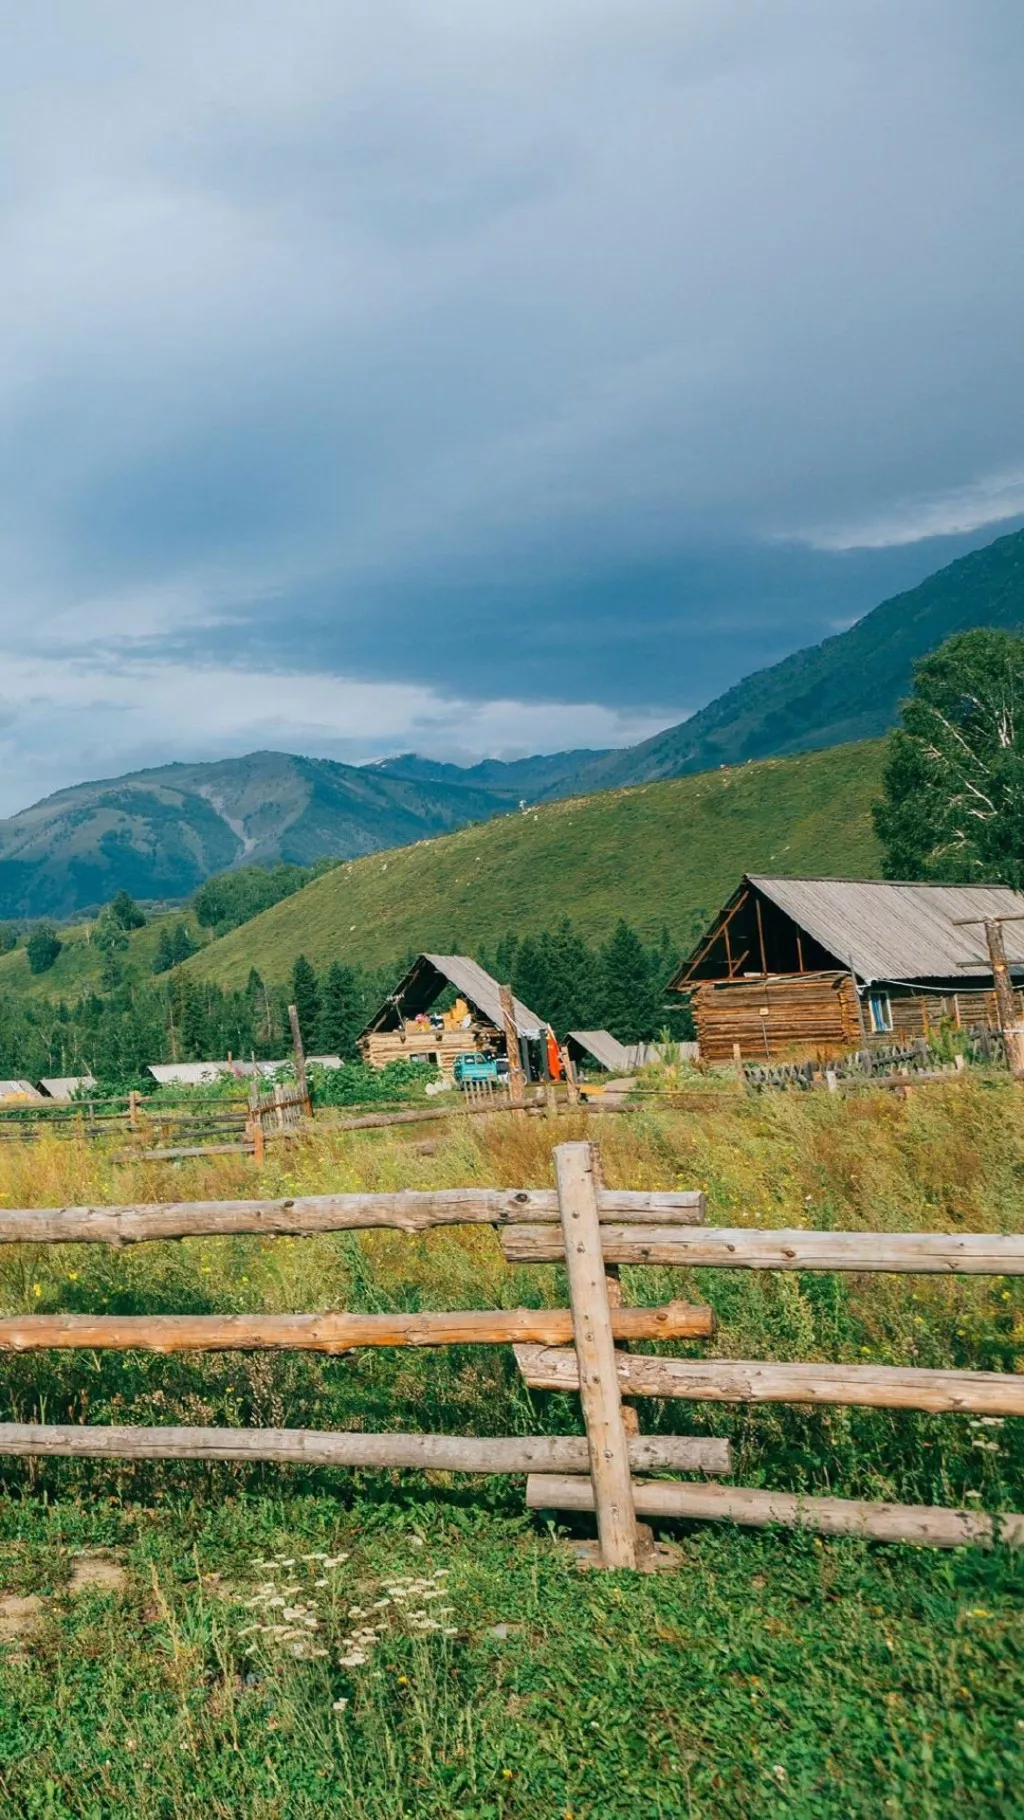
[0,1141,1021,1564]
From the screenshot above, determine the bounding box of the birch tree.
[873,629,1024,887]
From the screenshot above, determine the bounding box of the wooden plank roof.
[748,876,1024,982]
[361,954,545,1040]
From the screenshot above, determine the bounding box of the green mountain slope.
[0,750,519,920]
[184,739,886,988]
[561,526,1024,790]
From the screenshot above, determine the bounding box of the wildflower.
[277,1558,296,1567]
[964,1490,982,1501]
[332,1698,349,1712]
[338,1651,367,1667]
[32,1284,41,1298]
[323,1555,348,1568]
[443,1627,458,1637]
[371,1598,391,1610]
[348,1607,367,1619]
[410,1535,424,1548]
[301,1553,328,1562]
[772,1766,787,1782]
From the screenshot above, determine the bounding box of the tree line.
[0,914,690,1091]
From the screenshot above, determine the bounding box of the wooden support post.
[984,920,1024,1078]
[128,1090,139,1129]
[273,1083,286,1131]
[732,1041,744,1081]
[555,1141,638,1569]
[499,984,527,1108]
[288,1003,312,1116]
[544,1082,558,1119]
[560,1046,580,1105]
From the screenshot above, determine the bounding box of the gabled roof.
[39,1075,97,1100]
[681,875,1024,985]
[361,954,545,1040]
[0,1080,45,1102]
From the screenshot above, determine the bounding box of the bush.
[307,1059,428,1107]
[26,924,62,974]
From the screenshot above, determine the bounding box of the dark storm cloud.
[0,2,1022,808]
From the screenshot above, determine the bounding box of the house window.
[868,991,893,1035]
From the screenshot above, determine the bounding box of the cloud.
[0,650,676,817]
[0,1,1022,806]
[793,469,1024,552]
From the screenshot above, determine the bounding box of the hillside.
[0,750,526,920]
[565,526,1024,789]
[0,906,209,1004]
[184,739,886,987]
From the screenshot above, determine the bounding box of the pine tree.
[153,927,175,974]
[599,921,661,1043]
[318,961,362,1058]
[170,922,197,965]
[289,955,321,1051]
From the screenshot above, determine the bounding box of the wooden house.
[668,875,1024,1061]
[359,954,545,1078]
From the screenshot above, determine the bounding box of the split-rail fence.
[0,1141,1022,1566]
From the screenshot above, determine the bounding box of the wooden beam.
[501,1224,1024,1274]
[525,1476,1024,1549]
[0,1300,714,1356]
[499,984,527,1107]
[0,1423,732,1475]
[555,1142,638,1569]
[0,1186,705,1247]
[679,890,750,986]
[513,1346,1024,1415]
[755,897,768,975]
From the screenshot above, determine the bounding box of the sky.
[1,1,1023,815]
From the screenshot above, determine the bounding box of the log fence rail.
[0,1141,1020,1564]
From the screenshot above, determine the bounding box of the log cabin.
[359,954,546,1078]
[668,875,1024,1061]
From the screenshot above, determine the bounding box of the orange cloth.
[546,1030,563,1080]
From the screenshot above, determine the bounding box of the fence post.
[554,1141,638,1569]
[288,1003,313,1118]
[128,1090,139,1129]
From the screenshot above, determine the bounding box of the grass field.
[181,740,886,988]
[0,1085,1022,1815]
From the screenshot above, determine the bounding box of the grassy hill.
[0,908,210,1004]
[184,739,886,988]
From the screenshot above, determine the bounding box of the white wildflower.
[332,1698,349,1712]
[338,1651,367,1667]
[348,1607,367,1619]
[236,1624,261,1638]
[314,1579,329,1588]
[301,1553,328,1562]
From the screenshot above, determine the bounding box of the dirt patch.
[68,1555,127,1596]
[0,1593,45,1645]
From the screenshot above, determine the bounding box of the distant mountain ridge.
[0,751,528,919]
[2,525,1023,918]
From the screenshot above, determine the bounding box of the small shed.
[359,954,545,1077]
[670,875,1024,1061]
[0,1080,46,1104]
[39,1075,97,1101]
[146,1060,286,1088]
[565,1031,682,1073]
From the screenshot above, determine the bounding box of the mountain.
[0,751,520,919]
[4,526,1023,920]
[369,748,610,798]
[558,526,1024,791]
[183,740,886,988]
